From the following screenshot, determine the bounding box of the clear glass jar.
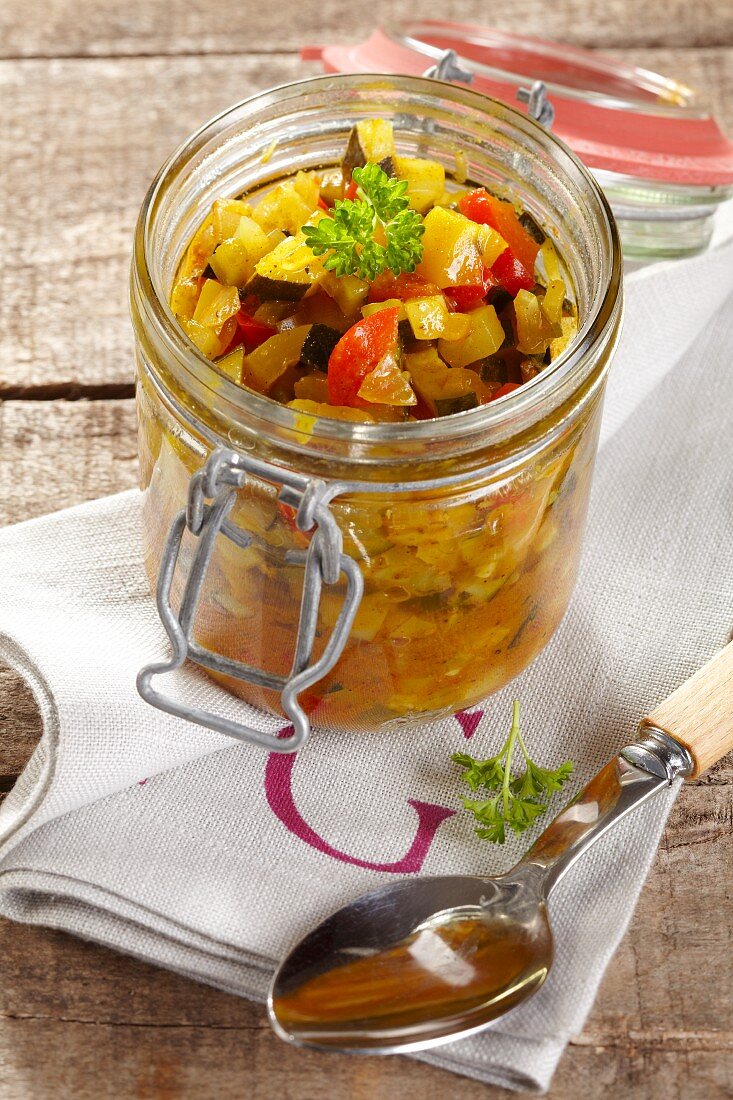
[130,74,622,740]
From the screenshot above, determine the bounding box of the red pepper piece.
[317,197,331,212]
[344,178,359,202]
[490,249,534,297]
[459,188,540,273]
[328,308,400,407]
[490,382,522,401]
[445,267,498,311]
[235,308,277,353]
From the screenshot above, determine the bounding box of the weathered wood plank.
[0,400,138,526]
[0,0,731,57]
[1,49,732,393]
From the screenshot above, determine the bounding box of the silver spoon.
[268,643,733,1055]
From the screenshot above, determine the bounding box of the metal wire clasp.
[516,81,555,129]
[137,448,364,753]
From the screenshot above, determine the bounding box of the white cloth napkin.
[1,223,733,1093]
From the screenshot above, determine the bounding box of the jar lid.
[303,22,733,188]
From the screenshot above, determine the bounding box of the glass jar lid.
[304,22,733,186]
[303,21,733,257]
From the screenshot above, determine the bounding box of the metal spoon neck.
[513,727,692,897]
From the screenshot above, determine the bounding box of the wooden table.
[1,3,732,1096]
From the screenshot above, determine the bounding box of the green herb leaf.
[452,701,574,845]
[303,164,424,281]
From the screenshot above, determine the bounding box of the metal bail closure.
[422,48,474,85]
[137,447,364,753]
[516,80,555,129]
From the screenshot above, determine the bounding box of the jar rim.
[133,72,622,458]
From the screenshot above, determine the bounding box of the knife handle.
[641,641,733,778]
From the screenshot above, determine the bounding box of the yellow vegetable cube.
[322,271,370,315]
[182,318,227,358]
[416,207,484,289]
[541,279,566,325]
[439,304,505,368]
[243,326,311,393]
[441,312,472,342]
[476,225,508,268]
[514,290,553,355]
[213,199,253,241]
[404,295,450,340]
[393,155,446,214]
[192,279,241,330]
[209,238,252,287]
[216,347,245,383]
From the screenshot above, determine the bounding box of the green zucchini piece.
[433,392,479,416]
[475,355,508,385]
[300,324,341,371]
[245,274,310,302]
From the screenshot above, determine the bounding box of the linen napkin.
[1,224,733,1094]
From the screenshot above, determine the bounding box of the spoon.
[268,642,733,1054]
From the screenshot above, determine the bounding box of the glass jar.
[130,73,622,748]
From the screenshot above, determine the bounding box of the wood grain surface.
[1,3,732,1097]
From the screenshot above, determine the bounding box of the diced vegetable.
[235,308,277,353]
[252,176,320,235]
[540,280,565,326]
[300,324,342,371]
[322,271,370,315]
[406,347,487,416]
[193,279,241,330]
[439,304,505,368]
[550,314,579,359]
[212,199,253,241]
[362,298,408,321]
[368,272,442,303]
[444,267,498,312]
[294,372,330,403]
[342,119,396,176]
[358,354,417,406]
[245,235,325,301]
[417,207,484,289]
[514,290,554,355]
[288,399,375,423]
[491,382,522,400]
[182,317,233,358]
[441,312,472,342]
[393,155,446,214]
[459,189,541,274]
[434,392,479,416]
[209,238,252,287]
[328,308,400,407]
[216,347,245,383]
[475,224,509,268]
[242,326,311,393]
[404,295,451,340]
[490,249,534,297]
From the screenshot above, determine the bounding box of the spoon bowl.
[269,872,552,1053]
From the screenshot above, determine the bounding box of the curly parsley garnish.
[452,701,574,845]
[303,163,424,281]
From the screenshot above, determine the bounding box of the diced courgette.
[300,324,342,371]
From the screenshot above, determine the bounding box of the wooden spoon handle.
[641,642,733,778]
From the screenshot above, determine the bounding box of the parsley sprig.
[452,701,574,845]
[304,164,424,281]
